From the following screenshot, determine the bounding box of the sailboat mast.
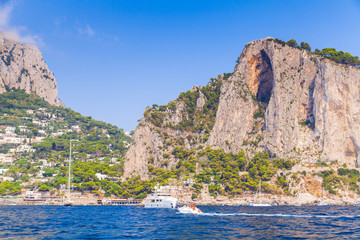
[259,180,261,197]
[68,139,72,200]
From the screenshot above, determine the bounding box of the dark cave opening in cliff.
[256,50,274,107]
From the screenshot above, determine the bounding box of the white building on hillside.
[13,144,35,153]
[0,154,14,164]
[95,173,108,180]
[38,130,47,136]
[0,136,22,144]
[71,125,81,132]
[32,137,44,143]
[5,126,15,132]
[50,131,64,137]
[0,168,9,174]
[0,176,14,182]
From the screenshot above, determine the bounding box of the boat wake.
[180,212,360,219]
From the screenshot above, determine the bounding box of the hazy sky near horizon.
[0,0,359,131]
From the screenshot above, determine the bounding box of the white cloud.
[55,16,67,27]
[0,0,13,27]
[78,24,95,37]
[0,1,43,46]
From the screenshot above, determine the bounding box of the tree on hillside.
[286,39,298,48]
[300,42,311,51]
[319,48,360,66]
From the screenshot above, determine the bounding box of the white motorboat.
[248,202,271,207]
[144,185,178,209]
[317,203,329,206]
[178,205,202,214]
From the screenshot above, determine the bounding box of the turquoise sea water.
[0,205,360,239]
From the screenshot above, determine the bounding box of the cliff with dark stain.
[124,37,360,179]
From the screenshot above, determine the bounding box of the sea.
[0,205,359,239]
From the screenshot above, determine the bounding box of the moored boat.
[144,185,178,209]
[248,202,271,207]
[64,200,74,207]
[248,180,271,207]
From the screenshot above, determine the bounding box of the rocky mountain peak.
[0,33,63,106]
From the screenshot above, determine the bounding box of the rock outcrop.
[0,34,63,106]
[125,37,360,179]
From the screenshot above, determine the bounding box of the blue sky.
[1,0,360,131]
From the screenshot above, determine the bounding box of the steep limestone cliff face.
[0,34,63,106]
[124,85,214,179]
[237,38,360,167]
[125,37,360,179]
[124,124,163,178]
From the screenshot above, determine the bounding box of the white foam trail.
[190,212,360,218]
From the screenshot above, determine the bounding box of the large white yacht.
[144,185,178,209]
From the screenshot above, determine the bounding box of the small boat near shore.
[248,202,271,207]
[178,204,202,214]
[64,201,74,207]
[248,180,271,207]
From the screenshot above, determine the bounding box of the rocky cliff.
[0,34,63,106]
[124,37,360,179]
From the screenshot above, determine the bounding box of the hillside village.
[0,89,135,204]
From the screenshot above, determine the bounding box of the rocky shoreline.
[191,195,359,206]
[1,193,358,206]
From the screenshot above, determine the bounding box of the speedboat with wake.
[178,204,202,214]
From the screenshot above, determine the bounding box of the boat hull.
[248,203,271,207]
[144,195,177,209]
[178,206,202,214]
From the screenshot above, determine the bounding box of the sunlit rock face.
[125,37,360,179]
[0,34,63,106]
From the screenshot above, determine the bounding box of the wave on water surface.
[178,211,360,219]
[1,206,360,239]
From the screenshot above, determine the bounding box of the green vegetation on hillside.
[147,146,296,198]
[144,75,225,134]
[0,88,49,115]
[318,168,360,195]
[0,88,141,198]
[0,181,21,195]
[272,38,360,67]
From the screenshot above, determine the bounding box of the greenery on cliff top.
[272,38,360,67]
[144,75,226,133]
[0,88,50,114]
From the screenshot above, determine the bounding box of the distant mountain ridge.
[0,33,63,106]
